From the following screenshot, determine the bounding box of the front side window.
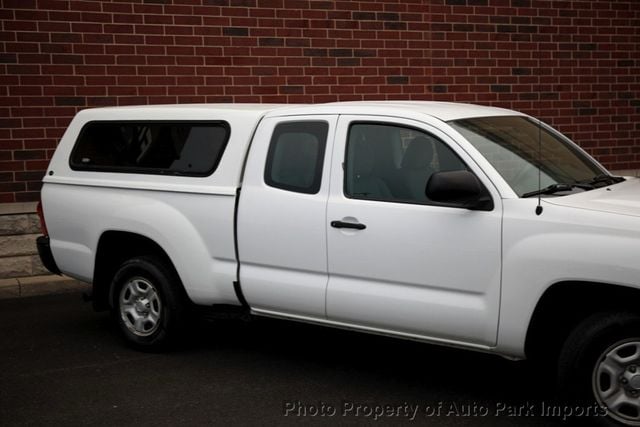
[345,123,467,204]
[449,116,606,197]
[264,121,329,194]
[70,121,230,176]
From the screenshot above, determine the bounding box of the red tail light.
[36,200,48,236]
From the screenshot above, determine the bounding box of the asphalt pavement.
[0,291,595,426]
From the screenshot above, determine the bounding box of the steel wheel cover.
[593,339,640,426]
[119,277,162,337]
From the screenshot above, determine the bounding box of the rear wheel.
[558,312,640,426]
[111,256,185,350]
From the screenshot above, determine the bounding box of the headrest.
[402,136,435,170]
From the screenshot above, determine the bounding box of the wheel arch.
[525,280,640,362]
[92,230,189,311]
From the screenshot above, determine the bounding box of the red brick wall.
[0,0,638,202]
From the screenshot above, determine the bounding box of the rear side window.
[264,121,329,194]
[70,121,230,176]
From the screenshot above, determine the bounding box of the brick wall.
[0,0,638,203]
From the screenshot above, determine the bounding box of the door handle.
[331,220,366,230]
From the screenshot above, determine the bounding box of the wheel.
[558,312,640,426]
[111,256,186,350]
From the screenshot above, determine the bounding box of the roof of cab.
[74,101,522,123]
[268,101,521,121]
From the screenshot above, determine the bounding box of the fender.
[496,199,640,357]
[45,182,241,306]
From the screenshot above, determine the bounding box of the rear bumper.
[36,236,61,275]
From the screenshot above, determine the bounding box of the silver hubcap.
[119,277,162,337]
[593,339,640,425]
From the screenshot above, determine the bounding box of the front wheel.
[558,312,640,426]
[111,256,186,350]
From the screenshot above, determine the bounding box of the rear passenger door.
[326,116,503,346]
[237,116,337,318]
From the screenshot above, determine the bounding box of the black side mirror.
[426,170,494,211]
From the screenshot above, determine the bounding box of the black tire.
[110,256,186,351]
[558,312,640,426]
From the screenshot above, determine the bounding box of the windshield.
[448,116,605,197]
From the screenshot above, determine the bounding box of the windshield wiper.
[522,175,623,198]
[579,174,625,187]
[522,183,581,198]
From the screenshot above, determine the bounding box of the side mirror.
[426,170,494,211]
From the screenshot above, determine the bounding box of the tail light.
[36,200,48,236]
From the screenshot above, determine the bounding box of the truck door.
[326,116,503,346]
[237,116,337,318]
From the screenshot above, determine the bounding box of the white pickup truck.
[37,102,640,426]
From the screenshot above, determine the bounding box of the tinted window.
[70,121,230,176]
[264,121,328,194]
[345,123,467,204]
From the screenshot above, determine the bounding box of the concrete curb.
[0,274,87,299]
